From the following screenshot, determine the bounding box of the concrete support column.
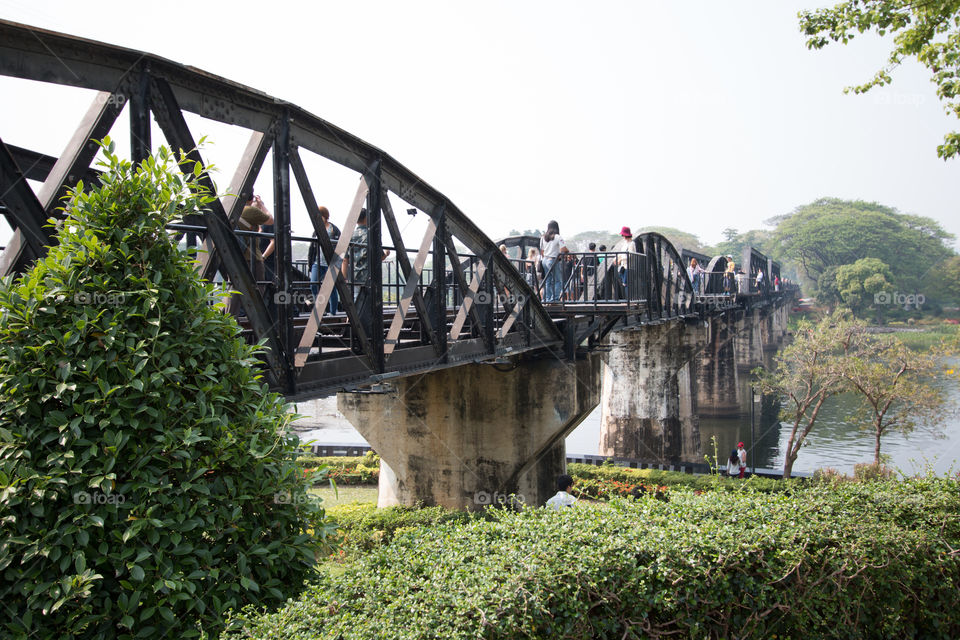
[778,304,790,339]
[677,361,701,456]
[337,355,601,511]
[695,319,741,417]
[734,311,763,373]
[598,322,705,463]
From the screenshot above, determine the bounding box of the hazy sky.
[1,0,958,252]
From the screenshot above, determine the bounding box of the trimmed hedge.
[227,477,960,639]
[567,462,795,494]
[326,503,474,555]
[297,453,379,486]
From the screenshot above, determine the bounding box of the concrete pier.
[338,355,601,510]
[695,317,742,418]
[598,322,706,463]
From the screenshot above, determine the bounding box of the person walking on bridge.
[687,257,704,295]
[538,221,568,302]
[309,205,341,315]
[612,227,638,297]
[227,192,273,316]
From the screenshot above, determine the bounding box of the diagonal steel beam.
[199,128,274,280]
[289,145,358,326]
[37,89,125,210]
[442,227,488,345]
[0,89,124,276]
[384,217,437,355]
[380,192,436,349]
[294,173,372,369]
[448,260,486,341]
[150,75,286,380]
[0,138,51,262]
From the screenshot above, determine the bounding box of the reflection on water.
[566,356,960,476]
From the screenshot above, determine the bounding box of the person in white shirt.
[612,226,639,296]
[687,257,704,295]
[727,450,741,477]
[545,474,577,510]
[737,442,747,478]
[538,221,568,302]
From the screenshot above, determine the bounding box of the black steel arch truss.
[0,19,562,399]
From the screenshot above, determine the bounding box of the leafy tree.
[816,265,843,309]
[0,140,332,638]
[837,333,955,466]
[799,1,960,158]
[835,257,895,320]
[722,227,739,243]
[754,311,855,478]
[770,197,954,289]
[923,255,960,306]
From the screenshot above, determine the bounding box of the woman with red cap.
[737,442,747,478]
[612,226,638,296]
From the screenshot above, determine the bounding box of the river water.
[294,357,960,478]
[566,356,960,476]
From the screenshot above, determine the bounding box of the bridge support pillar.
[337,355,601,511]
[598,322,706,462]
[735,310,763,373]
[760,308,779,352]
[695,317,741,417]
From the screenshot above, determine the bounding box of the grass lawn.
[309,485,378,507]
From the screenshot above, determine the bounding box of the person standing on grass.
[545,474,577,509]
[738,442,747,478]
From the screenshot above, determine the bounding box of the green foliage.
[758,310,958,474]
[816,264,842,307]
[227,477,960,639]
[770,198,954,289]
[925,255,960,306]
[755,310,855,478]
[835,257,894,318]
[799,0,960,158]
[0,140,331,639]
[567,462,791,494]
[296,453,380,485]
[888,323,960,350]
[836,329,954,465]
[326,503,474,556]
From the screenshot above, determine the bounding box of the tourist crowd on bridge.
[226,199,788,316]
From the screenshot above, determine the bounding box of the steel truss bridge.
[0,20,793,400]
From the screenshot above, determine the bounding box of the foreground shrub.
[853,462,895,481]
[326,503,473,555]
[0,142,331,639]
[228,477,960,639]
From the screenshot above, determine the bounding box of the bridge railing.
[506,252,649,309]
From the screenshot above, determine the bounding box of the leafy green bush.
[326,502,473,554]
[853,462,895,481]
[296,453,380,485]
[228,477,960,639]
[567,462,793,494]
[0,142,331,639]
